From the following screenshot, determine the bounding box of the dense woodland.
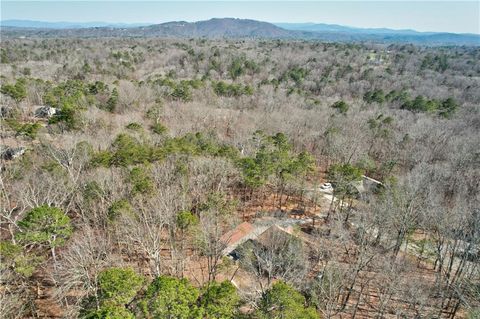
[0,38,479,318]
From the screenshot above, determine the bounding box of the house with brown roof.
[221,222,256,255]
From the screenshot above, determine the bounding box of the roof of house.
[221,221,255,247]
[254,224,298,247]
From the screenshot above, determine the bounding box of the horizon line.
[2,18,480,35]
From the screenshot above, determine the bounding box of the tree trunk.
[352,283,366,319]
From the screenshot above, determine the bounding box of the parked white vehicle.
[320,182,333,190]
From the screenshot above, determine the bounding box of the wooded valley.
[1,37,479,318]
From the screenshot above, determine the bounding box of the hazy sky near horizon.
[2,1,479,34]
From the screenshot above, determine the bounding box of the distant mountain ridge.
[1,18,479,46]
[275,23,433,35]
[144,18,292,38]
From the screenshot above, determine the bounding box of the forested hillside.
[1,38,479,318]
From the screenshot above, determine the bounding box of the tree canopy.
[137,276,201,319]
[16,205,73,250]
[256,281,318,319]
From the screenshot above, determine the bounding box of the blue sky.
[1,1,479,34]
